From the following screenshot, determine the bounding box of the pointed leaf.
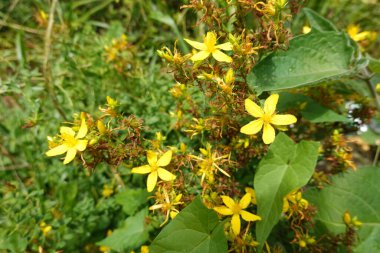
[254,133,319,252]
[277,92,350,123]
[248,31,360,93]
[150,196,227,253]
[115,189,150,215]
[97,209,150,252]
[303,8,337,32]
[306,166,380,253]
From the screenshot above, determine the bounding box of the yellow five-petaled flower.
[45,117,88,164]
[184,31,233,63]
[214,193,261,235]
[240,94,297,144]
[132,150,176,192]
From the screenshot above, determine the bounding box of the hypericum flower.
[141,246,149,253]
[40,221,52,236]
[45,116,88,164]
[214,193,261,235]
[184,31,233,63]
[189,143,230,185]
[240,94,297,144]
[347,24,377,43]
[343,211,362,228]
[150,188,183,226]
[282,190,309,219]
[131,150,176,192]
[303,25,311,34]
[102,184,114,198]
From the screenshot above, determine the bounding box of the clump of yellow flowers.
[45,114,88,164]
[241,94,297,144]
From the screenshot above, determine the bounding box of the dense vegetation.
[1,0,380,252]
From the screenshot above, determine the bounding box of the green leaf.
[302,8,337,32]
[115,188,150,215]
[150,196,227,253]
[97,209,150,252]
[0,232,28,253]
[277,92,350,123]
[368,56,380,74]
[254,133,319,252]
[360,128,380,146]
[306,167,380,252]
[248,31,359,93]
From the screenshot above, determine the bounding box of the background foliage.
[1,0,380,252]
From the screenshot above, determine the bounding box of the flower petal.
[231,214,241,235]
[63,148,77,164]
[157,168,176,181]
[76,118,88,138]
[214,206,233,216]
[131,165,152,174]
[262,123,276,144]
[184,39,207,51]
[245,99,264,118]
[263,93,279,115]
[157,150,172,167]
[216,42,233,51]
[147,171,158,192]
[239,193,251,209]
[45,144,68,157]
[221,195,236,209]
[212,50,232,63]
[60,127,75,136]
[204,32,217,47]
[240,210,262,222]
[191,50,210,62]
[271,114,297,125]
[240,119,263,135]
[147,151,157,166]
[75,140,88,151]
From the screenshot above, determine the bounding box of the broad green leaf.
[368,56,380,74]
[306,167,380,253]
[115,188,150,215]
[360,128,380,146]
[254,133,319,252]
[277,92,350,123]
[302,8,337,32]
[97,209,150,252]
[150,196,227,253]
[248,31,359,93]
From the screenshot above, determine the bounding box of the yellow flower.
[102,184,114,198]
[184,31,233,63]
[282,190,309,218]
[40,221,52,236]
[347,24,377,42]
[45,116,88,164]
[189,143,230,185]
[240,94,297,144]
[303,25,311,34]
[343,210,362,228]
[245,187,257,205]
[214,193,261,235]
[99,246,111,253]
[141,246,149,253]
[149,188,183,226]
[131,150,176,192]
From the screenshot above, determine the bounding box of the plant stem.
[373,144,380,166]
[43,0,67,120]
